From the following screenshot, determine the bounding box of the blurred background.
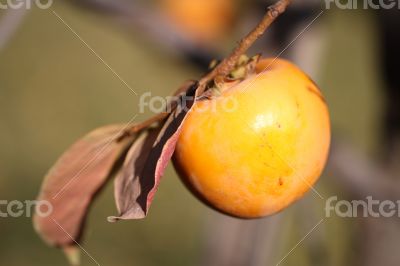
[0,0,399,265]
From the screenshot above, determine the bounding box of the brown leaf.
[109,128,161,221]
[33,125,135,247]
[110,82,198,221]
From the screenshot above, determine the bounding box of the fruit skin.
[173,58,331,219]
[160,0,235,44]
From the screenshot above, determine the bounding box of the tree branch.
[68,0,216,62]
[204,0,292,80]
[328,139,400,201]
[114,0,293,137]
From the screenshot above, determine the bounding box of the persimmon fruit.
[160,0,235,44]
[173,58,331,219]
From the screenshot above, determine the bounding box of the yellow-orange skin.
[160,0,235,44]
[173,58,331,218]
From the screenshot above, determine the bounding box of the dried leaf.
[109,128,161,221]
[34,125,135,247]
[110,83,198,221]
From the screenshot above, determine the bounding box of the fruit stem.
[198,0,292,93]
[121,0,292,138]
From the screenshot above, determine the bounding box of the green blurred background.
[0,1,390,265]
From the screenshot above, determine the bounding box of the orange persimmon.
[173,58,330,218]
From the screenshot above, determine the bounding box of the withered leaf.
[33,125,135,247]
[110,82,198,221]
[109,128,161,221]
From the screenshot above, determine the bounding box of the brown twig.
[199,0,292,89]
[117,80,198,140]
[120,0,292,138]
[69,0,215,60]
